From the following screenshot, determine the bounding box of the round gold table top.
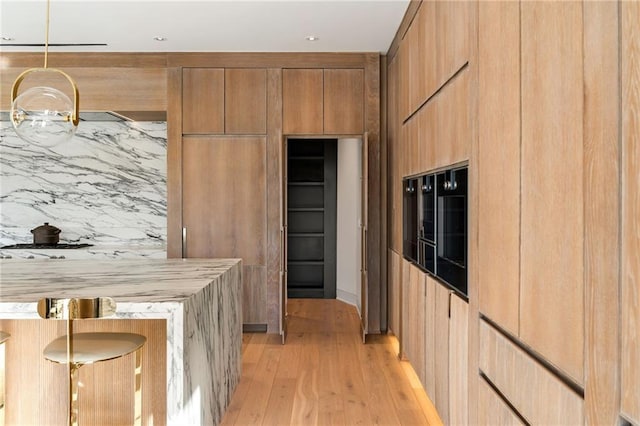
[43,332,146,364]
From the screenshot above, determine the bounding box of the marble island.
[0,258,242,426]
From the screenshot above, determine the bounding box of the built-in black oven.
[435,167,467,295]
[405,165,468,297]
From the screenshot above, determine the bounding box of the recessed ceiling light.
[1,36,15,41]
[153,36,167,42]
[305,36,319,42]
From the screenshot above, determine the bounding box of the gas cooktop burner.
[0,243,94,249]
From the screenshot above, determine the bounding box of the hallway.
[220,299,442,425]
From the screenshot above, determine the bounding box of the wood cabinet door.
[182,136,266,264]
[433,283,450,424]
[622,1,640,422]
[324,69,364,135]
[448,293,468,425]
[282,69,323,134]
[408,264,426,386]
[423,275,437,400]
[477,0,520,336]
[478,379,525,425]
[520,0,584,384]
[225,68,267,134]
[182,68,224,134]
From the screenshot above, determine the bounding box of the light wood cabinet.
[282,69,323,134]
[324,69,364,135]
[182,136,267,325]
[477,0,520,337]
[388,249,401,338]
[448,293,468,425]
[225,68,267,134]
[520,0,584,384]
[407,10,422,115]
[423,275,436,399]
[402,260,426,385]
[182,136,266,263]
[397,39,411,122]
[479,320,584,424]
[435,0,469,90]
[182,68,224,134]
[478,379,524,426]
[433,282,450,425]
[434,67,470,168]
[622,1,640,422]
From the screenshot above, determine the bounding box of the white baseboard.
[336,289,359,313]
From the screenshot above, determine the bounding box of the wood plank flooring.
[221,299,442,426]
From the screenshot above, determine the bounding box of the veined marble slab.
[0,245,166,260]
[0,258,242,426]
[0,121,167,248]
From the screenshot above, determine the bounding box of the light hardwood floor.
[221,298,442,426]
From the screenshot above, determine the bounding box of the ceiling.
[0,0,409,54]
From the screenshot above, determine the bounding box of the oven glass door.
[436,168,467,294]
[420,174,436,243]
[403,178,418,262]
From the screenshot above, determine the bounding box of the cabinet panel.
[388,249,401,337]
[324,69,364,135]
[477,0,520,336]
[478,379,524,426]
[409,264,426,386]
[182,68,224,134]
[282,69,323,134]
[182,136,266,265]
[243,265,267,324]
[401,258,411,355]
[225,68,267,134]
[387,56,403,253]
[520,1,584,383]
[420,0,438,100]
[448,293,468,425]
[397,39,411,122]
[435,68,470,167]
[435,0,470,88]
[407,12,422,114]
[433,283,450,425]
[423,276,436,401]
[622,0,640,421]
[479,320,584,424]
[418,81,436,173]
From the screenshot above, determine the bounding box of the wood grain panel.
[520,0,584,383]
[418,98,436,173]
[477,0,520,336]
[479,320,584,424]
[400,258,411,357]
[435,68,470,168]
[387,56,402,253]
[478,379,524,426]
[408,264,426,387]
[167,52,368,69]
[423,275,436,401]
[266,68,283,333]
[0,318,166,426]
[448,294,468,426]
[388,249,401,337]
[407,115,420,176]
[407,11,422,114]
[622,0,640,422]
[166,67,183,258]
[282,69,323,134]
[364,53,382,334]
[1,67,167,111]
[243,265,268,325]
[1,52,168,68]
[419,1,438,101]
[182,68,224,134]
[397,40,411,123]
[583,1,621,424]
[323,69,364,135]
[433,283,449,425]
[225,68,267,134]
[182,136,266,265]
[435,0,470,88]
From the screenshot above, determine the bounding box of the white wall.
[336,137,362,311]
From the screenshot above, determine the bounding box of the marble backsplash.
[0,120,167,248]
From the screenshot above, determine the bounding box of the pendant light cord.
[44,0,50,68]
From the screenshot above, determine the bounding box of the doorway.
[286,138,337,299]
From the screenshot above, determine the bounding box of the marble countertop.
[0,258,241,303]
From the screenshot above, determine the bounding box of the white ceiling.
[0,0,409,53]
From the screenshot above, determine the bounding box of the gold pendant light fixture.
[10,0,80,147]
